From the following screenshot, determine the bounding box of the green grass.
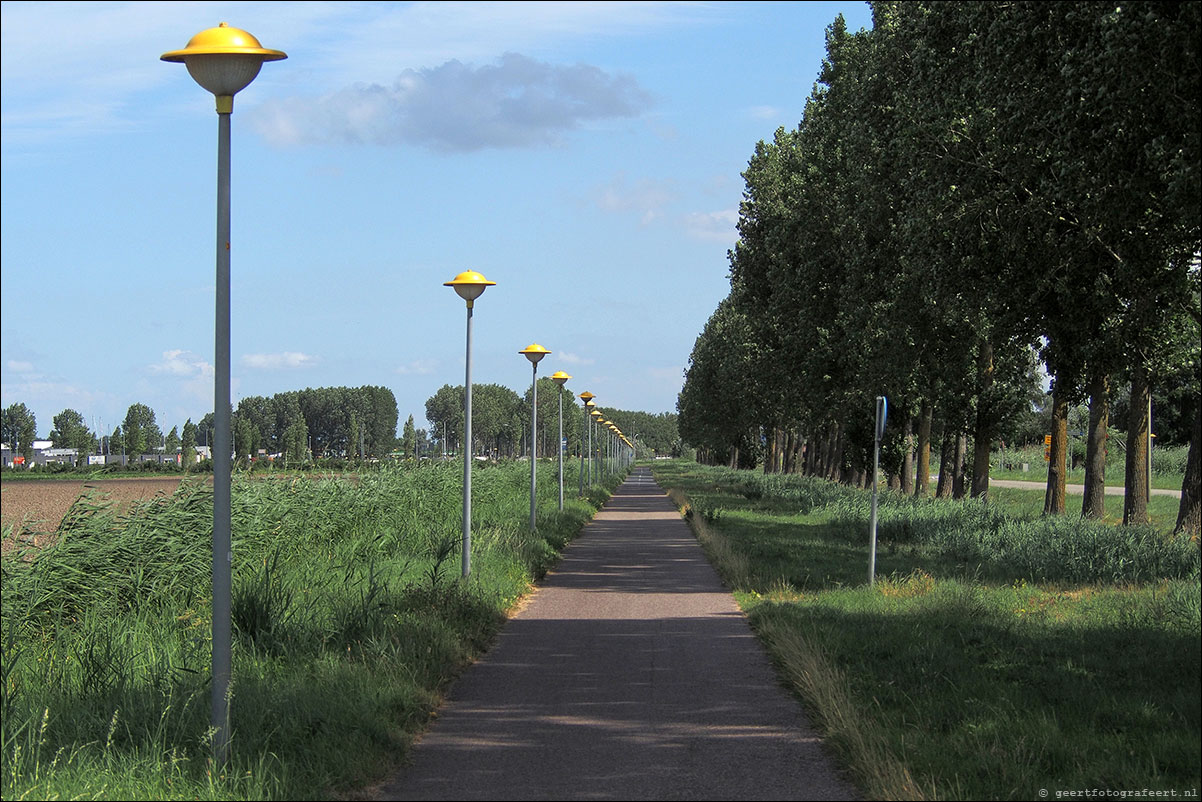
[651,460,1201,801]
[2,460,624,800]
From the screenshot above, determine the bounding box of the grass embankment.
[651,460,1201,802]
[2,461,620,800]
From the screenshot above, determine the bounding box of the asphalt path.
[987,478,1181,498]
[373,467,857,801]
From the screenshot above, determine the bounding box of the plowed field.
[1,477,185,556]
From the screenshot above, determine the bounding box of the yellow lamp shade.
[550,371,572,386]
[519,344,551,364]
[162,23,285,97]
[444,271,496,304]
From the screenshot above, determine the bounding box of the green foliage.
[122,403,161,459]
[680,1,1200,526]
[653,460,1201,801]
[2,403,38,464]
[1,460,616,800]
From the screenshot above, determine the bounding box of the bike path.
[374,467,858,801]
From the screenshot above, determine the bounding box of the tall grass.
[2,459,620,800]
[704,466,1198,585]
[653,460,1201,801]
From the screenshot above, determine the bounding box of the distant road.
[987,478,1182,499]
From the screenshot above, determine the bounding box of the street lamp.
[445,270,496,577]
[162,21,285,766]
[578,392,594,495]
[591,410,604,480]
[520,344,551,530]
[551,371,571,510]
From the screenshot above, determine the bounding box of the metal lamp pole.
[869,396,887,586]
[445,271,496,576]
[162,22,285,765]
[551,372,571,510]
[578,393,594,495]
[520,345,551,530]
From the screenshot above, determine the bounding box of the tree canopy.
[678,1,1200,532]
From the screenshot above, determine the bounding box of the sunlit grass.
[2,460,621,800]
[652,460,1201,801]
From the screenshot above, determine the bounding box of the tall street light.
[578,392,594,495]
[445,271,496,576]
[591,410,604,481]
[551,371,572,510]
[162,21,285,766]
[520,344,551,530]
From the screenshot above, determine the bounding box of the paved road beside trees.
[375,468,857,801]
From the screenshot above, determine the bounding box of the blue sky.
[1,0,873,440]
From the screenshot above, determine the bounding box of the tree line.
[1,385,400,468]
[677,1,1200,534]
[5,382,683,469]
[424,382,681,460]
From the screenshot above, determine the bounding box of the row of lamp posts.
[162,21,636,766]
[447,272,633,558]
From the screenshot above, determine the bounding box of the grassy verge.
[651,460,1200,801]
[2,460,623,800]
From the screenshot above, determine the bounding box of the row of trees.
[678,2,1199,534]
[233,386,398,461]
[3,385,400,468]
[2,402,186,466]
[7,381,682,469]
[425,382,682,460]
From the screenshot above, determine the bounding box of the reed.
[2,459,618,800]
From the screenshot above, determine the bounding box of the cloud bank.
[251,53,652,151]
[241,352,319,370]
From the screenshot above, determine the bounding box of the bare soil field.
[1,477,185,556]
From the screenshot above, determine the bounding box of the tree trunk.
[901,414,915,497]
[915,400,933,497]
[819,424,832,479]
[1175,402,1200,538]
[936,428,955,498]
[953,432,968,500]
[830,422,845,482]
[1082,370,1110,520]
[1123,368,1150,526]
[1043,375,1069,515]
[971,339,994,499]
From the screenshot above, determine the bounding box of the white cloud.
[557,351,596,366]
[396,359,438,376]
[6,360,34,373]
[150,349,212,377]
[746,104,782,120]
[594,172,677,224]
[241,352,319,370]
[682,209,738,243]
[251,52,652,152]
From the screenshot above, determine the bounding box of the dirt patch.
[1,477,186,557]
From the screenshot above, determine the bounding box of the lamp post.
[520,344,551,530]
[162,22,285,766]
[445,271,496,576]
[590,408,602,484]
[592,411,605,479]
[551,372,571,510]
[578,392,594,495]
